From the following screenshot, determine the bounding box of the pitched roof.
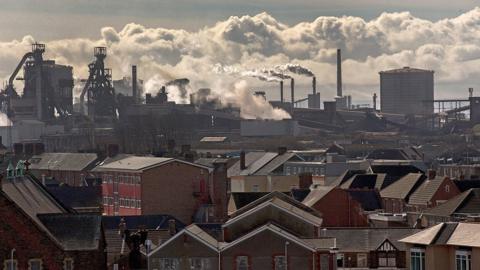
[399,223,446,245]
[29,152,100,172]
[346,189,382,211]
[453,180,480,192]
[225,196,323,227]
[400,222,480,248]
[408,177,448,205]
[327,169,367,186]
[102,215,185,230]
[425,189,480,217]
[230,192,271,210]
[221,223,318,252]
[302,186,335,207]
[227,151,301,177]
[323,228,420,252]
[230,191,321,219]
[446,223,480,247]
[340,174,389,190]
[1,174,69,229]
[94,156,210,172]
[150,224,220,255]
[38,214,102,250]
[380,173,425,199]
[47,186,102,211]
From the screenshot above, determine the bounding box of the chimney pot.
[428,169,437,180]
[240,151,246,170]
[278,147,287,155]
[168,219,176,236]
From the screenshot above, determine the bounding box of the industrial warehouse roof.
[38,213,102,251]
[380,173,426,199]
[29,152,100,171]
[400,222,480,248]
[379,67,434,74]
[227,151,302,177]
[93,156,210,172]
[424,189,480,217]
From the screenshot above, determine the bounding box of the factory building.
[379,67,434,115]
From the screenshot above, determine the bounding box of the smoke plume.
[3,8,480,108]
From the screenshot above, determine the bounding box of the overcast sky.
[2,0,480,109]
[0,0,478,40]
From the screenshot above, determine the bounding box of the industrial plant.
[0,44,479,155]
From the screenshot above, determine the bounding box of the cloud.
[3,8,480,107]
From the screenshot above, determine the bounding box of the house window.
[378,252,396,267]
[445,185,450,193]
[189,257,211,270]
[63,258,74,270]
[357,253,367,267]
[29,259,42,270]
[4,260,17,270]
[159,258,180,270]
[274,255,286,270]
[235,256,249,270]
[411,248,425,270]
[336,253,344,267]
[456,250,471,270]
[252,185,259,192]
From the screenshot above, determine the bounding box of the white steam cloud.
[2,8,480,109]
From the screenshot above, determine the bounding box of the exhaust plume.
[276,64,314,77]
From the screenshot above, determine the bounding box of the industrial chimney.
[337,49,343,97]
[132,65,137,103]
[280,81,284,103]
[312,76,317,108]
[373,93,378,111]
[291,78,295,111]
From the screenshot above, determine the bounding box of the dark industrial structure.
[2,43,74,122]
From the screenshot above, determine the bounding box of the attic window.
[63,258,74,270]
[445,185,450,193]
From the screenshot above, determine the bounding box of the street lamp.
[10,248,15,270]
[285,241,290,270]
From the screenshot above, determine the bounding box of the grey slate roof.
[230,191,321,218]
[38,214,102,250]
[227,151,301,177]
[425,188,480,217]
[408,177,447,205]
[1,174,68,229]
[47,186,102,211]
[94,156,210,172]
[380,173,425,199]
[29,152,100,171]
[323,228,420,252]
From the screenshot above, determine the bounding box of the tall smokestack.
[132,65,137,103]
[291,78,295,110]
[337,49,343,97]
[312,76,317,108]
[280,81,284,103]
[373,93,377,111]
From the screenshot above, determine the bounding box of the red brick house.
[0,163,106,270]
[94,156,228,224]
[407,174,460,212]
[380,173,426,213]
[148,192,338,270]
[303,186,382,227]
